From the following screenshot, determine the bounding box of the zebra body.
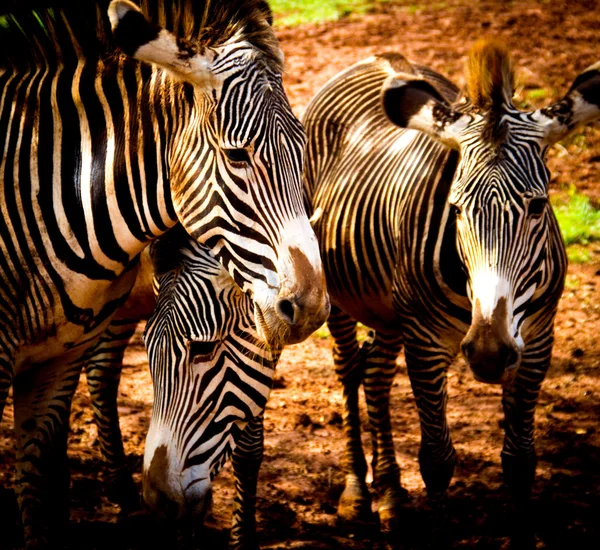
[304,44,599,544]
[0,1,326,545]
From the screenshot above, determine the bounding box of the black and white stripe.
[304,44,599,544]
[142,227,279,546]
[0,1,325,546]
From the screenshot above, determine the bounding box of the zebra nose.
[461,338,520,384]
[275,296,300,325]
[183,485,212,520]
[143,484,180,520]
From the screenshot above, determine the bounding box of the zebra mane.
[465,39,515,112]
[0,0,281,70]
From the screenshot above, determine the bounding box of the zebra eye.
[224,148,251,165]
[450,204,461,217]
[528,197,547,217]
[188,340,219,364]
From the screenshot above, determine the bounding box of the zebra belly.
[15,315,110,370]
[332,291,398,333]
[12,266,139,372]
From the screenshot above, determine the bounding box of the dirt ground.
[1,1,599,548]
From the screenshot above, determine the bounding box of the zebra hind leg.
[361,331,406,531]
[229,414,265,550]
[13,357,84,548]
[84,319,140,513]
[327,306,377,527]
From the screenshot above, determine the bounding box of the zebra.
[141,226,280,548]
[83,226,276,547]
[0,1,328,545]
[303,40,599,546]
[82,227,279,548]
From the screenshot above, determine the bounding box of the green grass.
[526,88,548,101]
[270,0,381,26]
[551,188,600,263]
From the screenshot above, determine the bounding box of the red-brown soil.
[1,1,599,548]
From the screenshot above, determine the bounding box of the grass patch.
[313,324,331,339]
[551,188,600,263]
[564,274,580,290]
[270,0,382,26]
[526,88,548,101]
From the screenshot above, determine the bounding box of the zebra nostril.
[275,297,298,326]
[153,489,180,520]
[502,346,520,369]
[461,340,474,361]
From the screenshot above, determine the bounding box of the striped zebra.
[82,226,275,546]
[83,227,279,548]
[0,1,327,546]
[143,226,279,548]
[304,41,599,546]
[148,230,281,548]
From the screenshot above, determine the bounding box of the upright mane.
[0,0,281,70]
[465,39,515,112]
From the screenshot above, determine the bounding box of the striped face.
[142,234,279,520]
[447,113,555,383]
[109,1,329,348]
[382,43,599,383]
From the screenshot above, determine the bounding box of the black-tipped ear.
[381,75,468,149]
[108,0,218,87]
[567,61,600,108]
[535,61,600,145]
[382,78,447,128]
[108,0,161,57]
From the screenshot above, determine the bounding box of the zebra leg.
[404,340,456,546]
[13,358,83,548]
[501,344,549,549]
[0,349,14,422]
[361,331,404,530]
[229,414,265,550]
[84,319,139,512]
[328,306,375,525]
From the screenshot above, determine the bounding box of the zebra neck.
[65,58,183,267]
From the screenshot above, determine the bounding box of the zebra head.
[382,40,600,384]
[108,1,329,347]
[142,228,280,521]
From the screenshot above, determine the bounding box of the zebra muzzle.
[461,297,522,385]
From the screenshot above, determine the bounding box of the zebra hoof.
[106,468,140,513]
[378,502,402,533]
[377,485,409,533]
[228,539,259,550]
[337,489,378,528]
[23,536,50,550]
[509,530,536,550]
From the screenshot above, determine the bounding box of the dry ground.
[1,1,599,548]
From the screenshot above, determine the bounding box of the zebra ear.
[108,0,217,87]
[535,61,600,145]
[381,74,468,149]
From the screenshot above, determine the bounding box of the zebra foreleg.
[501,344,549,550]
[405,340,456,546]
[229,414,265,550]
[361,331,405,531]
[327,306,376,526]
[13,358,83,548]
[84,319,140,513]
